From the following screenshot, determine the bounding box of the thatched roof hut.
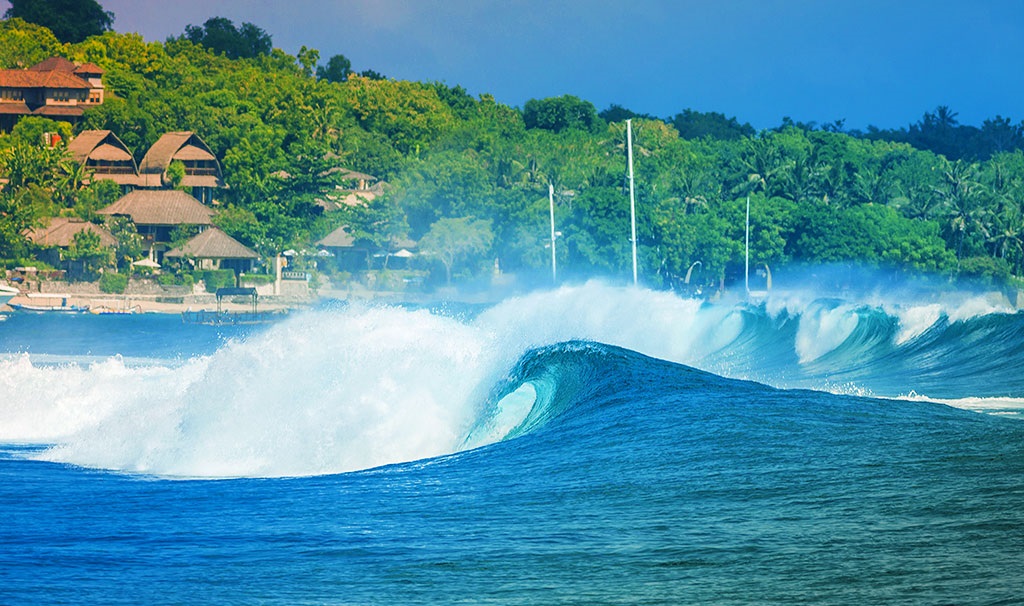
[97,190,214,226]
[67,130,139,185]
[26,217,117,247]
[138,132,225,189]
[164,227,258,261]
[317,224,358,248]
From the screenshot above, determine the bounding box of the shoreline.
[1,291,312,315]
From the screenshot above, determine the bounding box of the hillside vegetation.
[3,16,1024,292]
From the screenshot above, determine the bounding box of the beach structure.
[26,217,118,278]
[67,130,140,190]
[27,217,118,249]
[316,225,373,271]
[164,227,259,275]
[0,57,104,132]
[98,189,214,262]
[137,132,225,203]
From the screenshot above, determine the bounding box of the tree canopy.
[4,0,113,44]
[175,17,272,60]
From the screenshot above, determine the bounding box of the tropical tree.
[934,159,988,259]
[4,0,113,44]
[178,17,272,60]
[64,229,113,279]
[418,217,494,284]
[0,17,67,67]
[522,95,603,134]
[318,54,352,83]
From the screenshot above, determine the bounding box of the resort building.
[67,130,139,190]
[97,189,214,263]
[0,57,104,132]
[316,225,416,272]
[316,225,372,271]
[137,132,225,203]
[26,217,118,278]
[164,227,259,276]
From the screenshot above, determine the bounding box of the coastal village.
[1,56,404,317]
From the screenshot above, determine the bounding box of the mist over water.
[1,280,1021,478]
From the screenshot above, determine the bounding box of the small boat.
[9,295,88,313]
[9,302,90,313]
[90,305,142,315]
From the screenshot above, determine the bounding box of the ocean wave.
[2,282,1022,478]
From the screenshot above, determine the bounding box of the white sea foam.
[893,304,943,345]
[794,301,860,364]
[897,392,1024,418]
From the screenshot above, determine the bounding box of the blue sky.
[10,0,1024,130]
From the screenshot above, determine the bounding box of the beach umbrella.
[132,258,160,268]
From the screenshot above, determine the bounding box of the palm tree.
[54,156,93,207]
[987,206,1024,273]
[934,159,988,259]
[733,136,788,198]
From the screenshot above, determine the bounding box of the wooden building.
[67,130,139,189]
[164,227,259,275]
[26,217,118,276]
[0,57,104,132]
[97,189,214,262]
[137,132,225,203]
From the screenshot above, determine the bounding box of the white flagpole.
[549,183,557,283]
[627,119,638,285]
[745,194,750,295]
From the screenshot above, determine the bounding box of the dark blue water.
[1,285,1022,604]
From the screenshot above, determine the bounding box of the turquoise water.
[1,283,1022,603]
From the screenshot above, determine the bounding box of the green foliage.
[523,95,603,133]
[4,0,113,44]
[958,255,1013,285]
[318,54,351,83]
[98,271,127,293]
[0,18,66,68]
[65,228,113,278]
[195,269,236,292]
[177,17,271,60]
[239,272,274,285]
[670,109,755,141]
[103,216,143,271]
[166,159,186,188]
[342,76,458,154]
[418,217,494,284]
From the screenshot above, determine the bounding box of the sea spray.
[0,353,197,443]
[4,281,1023,479]
[42,304,517,478]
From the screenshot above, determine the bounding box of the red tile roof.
[0,69,91,89]
[73,63,104,75]
[28,57,76,72]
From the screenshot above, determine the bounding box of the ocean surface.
[1,282,1022,604]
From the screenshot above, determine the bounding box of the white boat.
[9,302,89,313]
[9,293,88,313]
[0,284,19,308]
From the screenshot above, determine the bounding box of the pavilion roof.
[97,190,214,226]
[165,227,258,259]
